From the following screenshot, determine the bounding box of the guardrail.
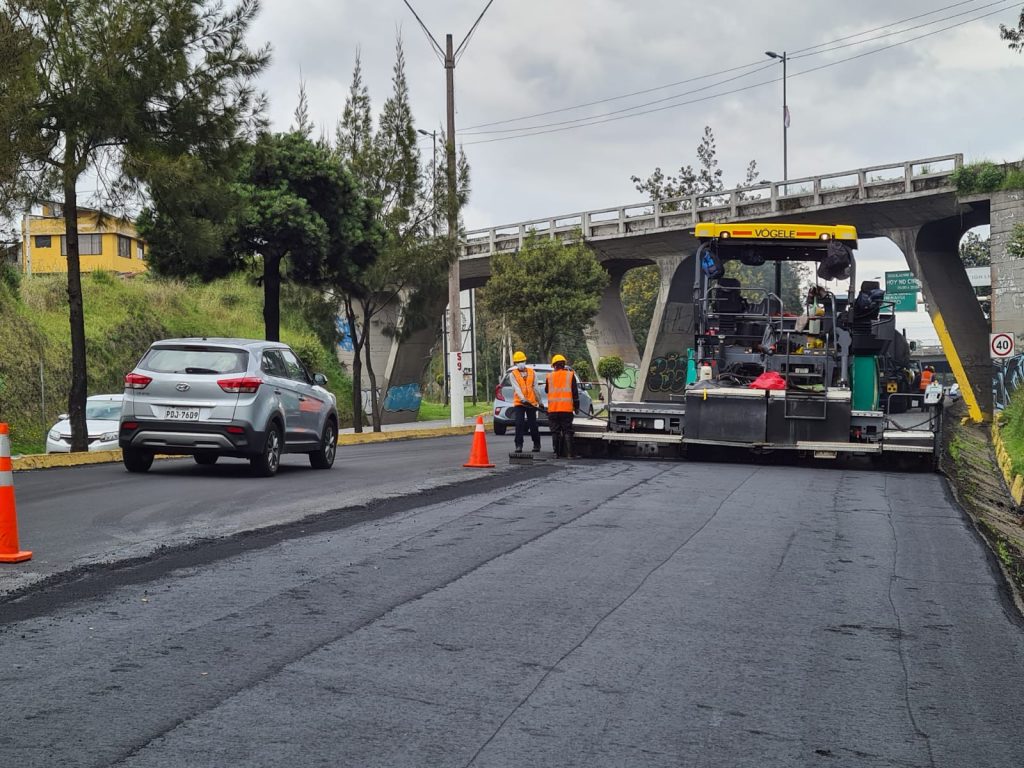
[463,154,963,258]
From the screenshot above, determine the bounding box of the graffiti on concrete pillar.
[383,382,423,412]
[993,354,1024,410]
[646,353,688,394]
[612,364,639,390]
[336,317,354,352]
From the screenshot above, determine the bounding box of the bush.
[0,261,20,295]
[951,162,1005,194]
[951,161,1024,194]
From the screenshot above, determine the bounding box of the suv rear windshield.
[140,346,248,375]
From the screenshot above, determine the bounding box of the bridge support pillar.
[635,254,695,402]
[585,266,642,398]
[991,189,1024,341]
[337,291,442,425]
[888,222,991,420]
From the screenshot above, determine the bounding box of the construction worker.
[545,354,580,458]
[919,364,935,391]
[510,350,541,453]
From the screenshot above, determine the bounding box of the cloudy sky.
[247,0,1024,343]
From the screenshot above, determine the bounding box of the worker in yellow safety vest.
[510,350,541,453]
[545,354,580,458]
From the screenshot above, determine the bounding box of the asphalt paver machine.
[582,222,943,466]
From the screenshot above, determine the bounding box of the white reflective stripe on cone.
[0,434,9,456]
[0,471,13,486]
[476,423,485,432]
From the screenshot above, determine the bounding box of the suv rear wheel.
[123,448,154,473]
[309,421,337,469]
[250,423,282,477]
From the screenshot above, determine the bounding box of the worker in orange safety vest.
[918,365,935,392]
[510,350,541,453]
[545,354,580,458]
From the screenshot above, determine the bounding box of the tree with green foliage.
[485,232,608,360]
[0,0,268,451]
[231,131,374,342]
[334,41,457,431]
[597,356,625,406]
[960,230,991,267]
[620,265,661,350]
[1001,8,1024,50]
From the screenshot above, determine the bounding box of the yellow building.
[21,203,148,275]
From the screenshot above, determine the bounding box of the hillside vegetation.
[0,270,353,454]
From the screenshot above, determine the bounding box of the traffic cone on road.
[463,415,495,469]
[0,423,31,563]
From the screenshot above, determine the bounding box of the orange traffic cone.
[0,423,31,563]
[463,415,495,468]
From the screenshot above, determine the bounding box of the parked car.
[119,338,338,476]
[46,394,124,453]
[492,364,595,436]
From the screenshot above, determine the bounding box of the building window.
[118,235,131,258]
[136,242,145,260]
[34,235,51,248]
[60,234,103,256]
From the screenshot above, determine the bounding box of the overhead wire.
[458,0,995,135]
[461,1,1019,146]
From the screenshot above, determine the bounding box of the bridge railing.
[463,154,962,258]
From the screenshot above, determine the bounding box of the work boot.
[565,436,579,459]
[532,441,541,453]
[514,443,523,453]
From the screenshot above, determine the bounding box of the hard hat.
[512,351,527,363]
[550,354,567,365]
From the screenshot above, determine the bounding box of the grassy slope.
[1002,387,1024,478]
[0,271,353,454]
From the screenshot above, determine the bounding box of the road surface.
[2,446,1023,766]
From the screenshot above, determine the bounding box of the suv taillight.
[218,376,262,394]
[125,372,152,390]
[495,383,503,400]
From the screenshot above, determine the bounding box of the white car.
[46,394,124,453]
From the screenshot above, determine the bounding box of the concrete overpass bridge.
[357,154,1023,423]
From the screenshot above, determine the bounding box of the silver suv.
[119,338,338,477]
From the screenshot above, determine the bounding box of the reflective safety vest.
[919,369,934,391]
[511,367,538,407]
[547,368,574,413]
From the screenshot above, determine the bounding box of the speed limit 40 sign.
[991,332,1015,359]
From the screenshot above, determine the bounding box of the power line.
[462,1,1019,146]
[461,61,778,136]
[459,0,990,134]
[456,0,496,61]
[459,58,772,132]
[790,0,1011,59]
[788,0,980,55]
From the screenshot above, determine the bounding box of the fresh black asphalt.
[2,440,1023,766]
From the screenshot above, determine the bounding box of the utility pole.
[444,33,464,427]
[403,0,495,427]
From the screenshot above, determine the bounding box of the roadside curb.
[12,425,478,471]
[991,420,1024,507]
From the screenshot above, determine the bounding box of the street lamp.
[417,129,438,234]
[765,50,788,182]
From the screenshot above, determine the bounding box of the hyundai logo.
[175,383,191,392]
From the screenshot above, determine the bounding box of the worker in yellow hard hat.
[510,350,540,453]
[545,354,580,458]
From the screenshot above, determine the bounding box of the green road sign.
[885,271,919,312]
[885,270,920,294]
[889,292,918,312]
